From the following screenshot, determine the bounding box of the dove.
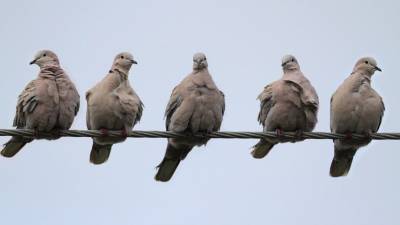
[330,57,384,177]
[155,52,225,182]
[1,50,80,157]
[86,52,143,164]
[251,55,319,158]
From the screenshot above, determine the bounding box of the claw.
[32,129,53,139]
[99,128,109,137]
[121,129,128,138]
[276,128,283,140]
[292,130,304,142]
[50,129,61,140]
[33,129,40,138]
[364,131,373,140]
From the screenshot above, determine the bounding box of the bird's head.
[353,57,382,76]
[281,54,300,71]
[193,52,208,71]
[30,50,59,68]
[113,52,137,72]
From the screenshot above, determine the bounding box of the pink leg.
[99,128,109,137]
[345,132,352,140]
[364,131,373,139]
[276,128,283,139]
[120,128,128,138]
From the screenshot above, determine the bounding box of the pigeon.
[86,52,143,164]
[155,52,225,182]
[1,50,80,157]
[330,57,384,177]
[251,55,319,158]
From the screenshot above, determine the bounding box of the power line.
[0,129,398,140]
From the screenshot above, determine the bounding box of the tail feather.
[155,143,191,182]
[1,137,29,158]
[330,147,357,177]
[251,139,275,159]
[155,157,181,182]
[90,143,112,165]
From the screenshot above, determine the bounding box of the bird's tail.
[90,142,112,165]
[1,137,29,158]
[251,139,275,159]
[330,146,357,177]
[155,144,191,182]
[155,157,181,182]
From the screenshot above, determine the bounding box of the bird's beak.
[29,59,37,65]
[375,66,382,72]
[131,59,138,64]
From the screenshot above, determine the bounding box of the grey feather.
[2,50,80,158]
[86,52,142,164]
[251,55,319,159]
[330,57,384,177]
[155,53,225,182]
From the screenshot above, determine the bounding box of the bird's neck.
[39,64,63,78]
[111,66,130,80]
[283,68,301,77]
[283,67,300,73]
[353,69,373,78]
[193,68,208,74]
[41,62,60,69]
[351,71,372,84]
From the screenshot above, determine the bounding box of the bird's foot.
[120,128,128,138]
[99,128,109,137]
[344,132,353,140]
[33,129,41,139]
[49,129,61,140]
[192,130,208,138]
[33,129,48,139]
[276,128,284,141]
[291,130,304,143]
[363,131,373,140]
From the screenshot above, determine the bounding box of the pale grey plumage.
[330,57,384,177]
[251,55,319,158]
[86,52,143,164]
[1,50,80,157]
[155,52,225,182]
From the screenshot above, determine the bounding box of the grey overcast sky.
[0,0,399,224]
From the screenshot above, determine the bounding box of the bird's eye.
[204,57,207,60]
[43,54,47,57]
[365,61,369,64]
[291,58,295,62]
[120,55,124,59]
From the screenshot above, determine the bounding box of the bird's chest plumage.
[89,92,117,119]
[190,85,220,113]
[331,76,381,133]
[30,77,60,118]
[45,79,60,104]
[193,85,211,97]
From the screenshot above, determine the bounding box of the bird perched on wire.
[251,55,319,158]
[86,52,143,164]
[1,50,80,157]
[155,52,225,182]
[330,57,384,177]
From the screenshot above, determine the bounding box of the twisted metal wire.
[0,129,399,140]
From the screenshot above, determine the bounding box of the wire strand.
[0,129,399,140]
